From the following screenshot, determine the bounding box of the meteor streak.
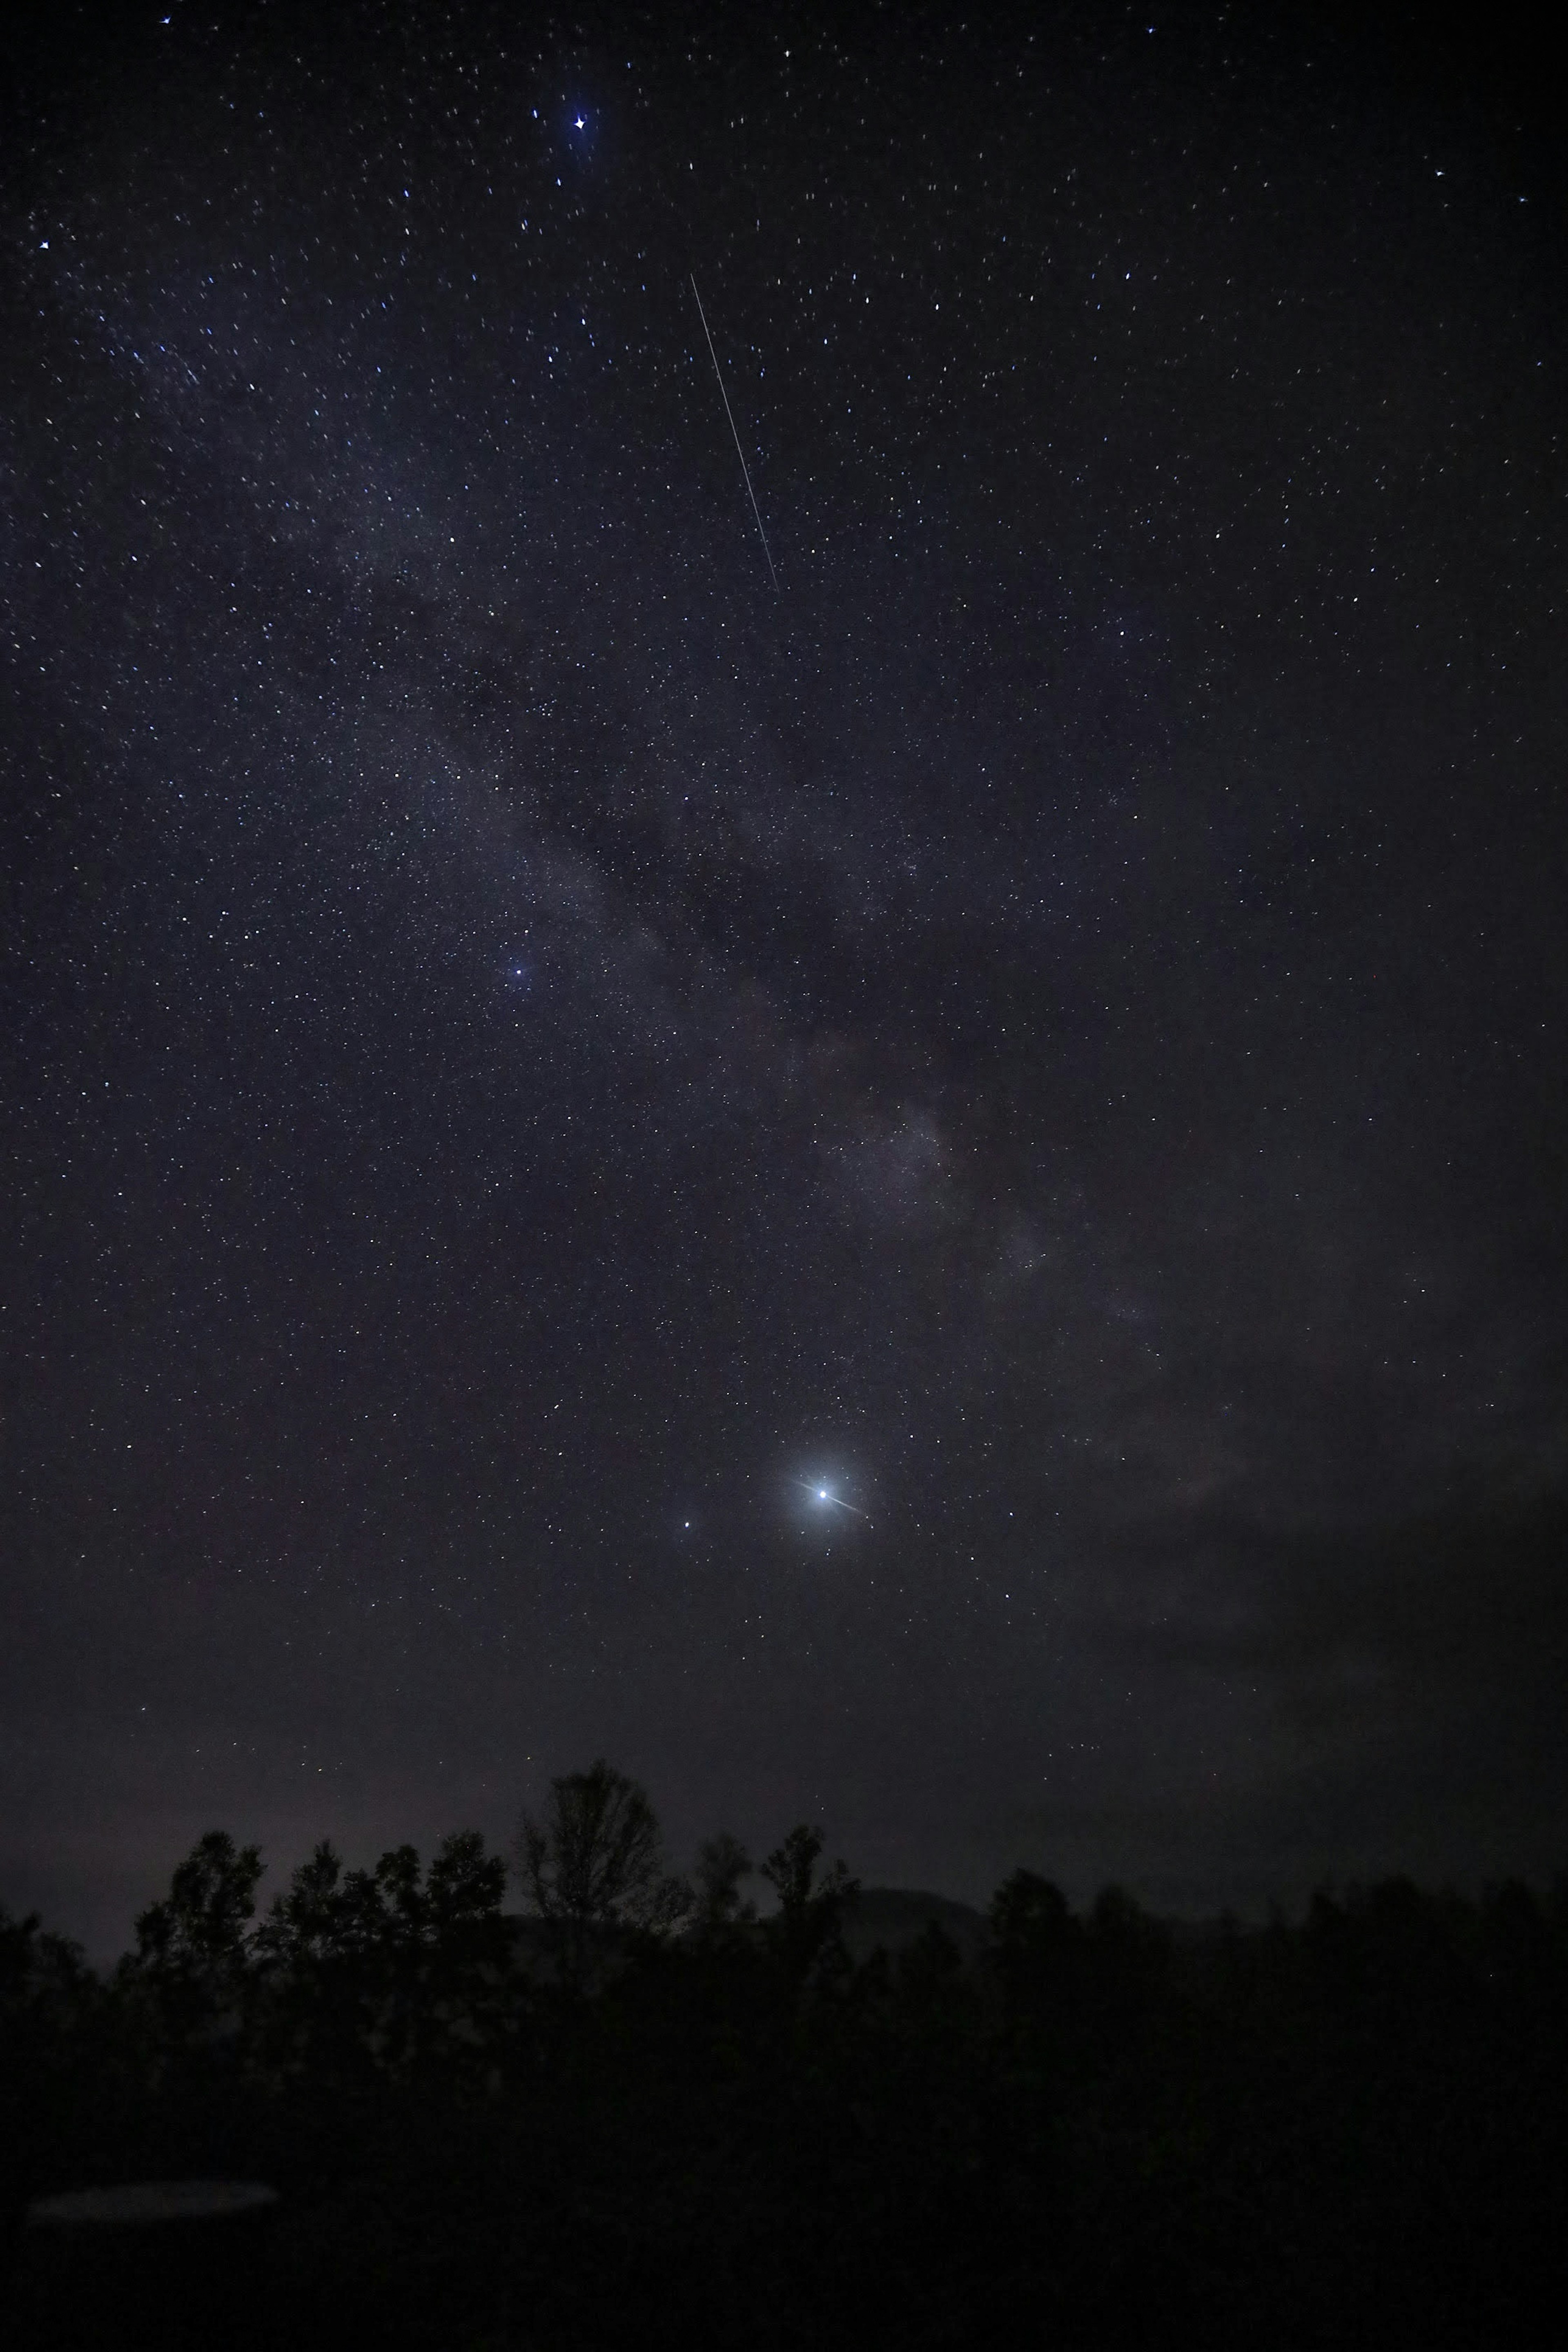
[691,274,780,592]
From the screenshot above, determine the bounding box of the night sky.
[4,2,1565,1958]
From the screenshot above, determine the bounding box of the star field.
[2,0,1565,1953]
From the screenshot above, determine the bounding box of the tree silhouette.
[2,1907,99,2252]
[132,1830,265,1976]
[514,1760,690,1973]
[760,1824,858,1982]
[252,1831,509,2085]
[693,1831,756,1935]
[252,1840,377,1971]
[122,1829,265,2043]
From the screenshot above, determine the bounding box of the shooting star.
[794,1479,871,1522]
[691,274,780,592]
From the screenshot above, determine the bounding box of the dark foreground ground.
[4,1853,1566,2349]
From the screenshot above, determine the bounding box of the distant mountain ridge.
[838,1886,991,1967]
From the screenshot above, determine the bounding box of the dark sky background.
[3,0,1565,1960]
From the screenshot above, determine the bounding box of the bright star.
[793,1475,871,1523]
[575,116,585,129]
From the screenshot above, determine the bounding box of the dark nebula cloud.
[2,1,1564,1956]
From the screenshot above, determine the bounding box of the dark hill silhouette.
[837,1884,990,1968]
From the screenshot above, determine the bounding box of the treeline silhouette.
[3,1762,1566,2349]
